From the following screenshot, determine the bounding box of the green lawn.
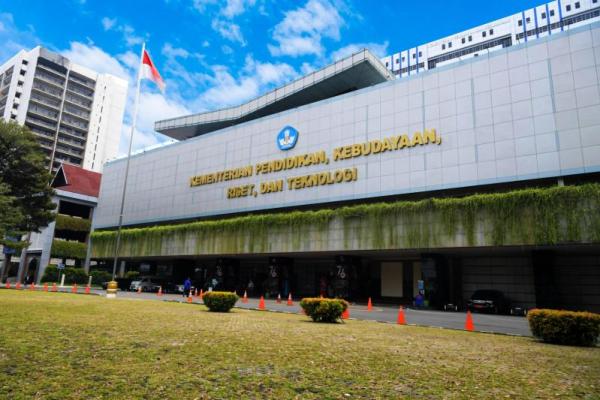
[0,291,598,399]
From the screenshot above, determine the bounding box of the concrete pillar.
[118,260,126,278]
[83,207,94,274]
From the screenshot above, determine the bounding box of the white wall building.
[0,46,127,172]
[381,0,600,78]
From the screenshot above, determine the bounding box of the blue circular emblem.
[277,126,299,151]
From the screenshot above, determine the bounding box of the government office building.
[91,0,600,312]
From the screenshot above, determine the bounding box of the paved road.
[2,287,531,336]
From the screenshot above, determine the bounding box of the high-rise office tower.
[0,46,128,172]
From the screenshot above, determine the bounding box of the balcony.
[67,84,94,99]
[29,93,61,110]
[60,118,89,134]
[68,74,96,90]
[30,126,55,139]
[27,104,59,121]
[62,105,90,121]
[26,115,57,131]
[36,63,66,79]
[64,94,92,110]
[59,126,86,140]
[55,143,84,157]
[32,82,63,99]
[34,72,65,90]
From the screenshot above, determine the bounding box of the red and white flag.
[141,48,165,92]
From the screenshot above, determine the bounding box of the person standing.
[183,277,192,297]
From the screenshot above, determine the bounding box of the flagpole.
[111,42,146,281]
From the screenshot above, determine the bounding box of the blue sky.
[0,0,543,154]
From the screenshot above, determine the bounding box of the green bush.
[300,298,349,323]
[89,270,112,284]
[125,271,140,279]
[528,309,600,347]
[202,291,239,312]
[41,265,60,283]
[41,266,88,284]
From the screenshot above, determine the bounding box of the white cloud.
[101,17,117,30]
[221,44,233,55]
[269,0,345,58]
[100,17,145,47]
[221,0,256,19]
[330,41,389,61]
[162,43,190,59]
[61,42,131,80]
[0,13,39,63]
[211,18,246,45]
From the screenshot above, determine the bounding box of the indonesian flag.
[141,49,165,92]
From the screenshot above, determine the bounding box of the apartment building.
[0,46,127,172]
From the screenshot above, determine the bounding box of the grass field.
[0,291,599,399]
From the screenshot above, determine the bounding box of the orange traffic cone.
[43,283,49,292]
[465,311,475,331]
[367,297,373,311]
[397,306,406,325]
[16,282,21,290]
[277,293,282,303]
[287,293,293,306]
[242,290,248,303]
[342,306,350,320]
[157,287,163,297]
[258,296,266,310]
[29,283,35,291]
[137,286,142,294]
[187,292,193,303]
[5,282,10,289]
[51,282,57,292]
[71,283,77,293]
[195,288,199,297]
[199,288,204,300]
[85,285,91,294]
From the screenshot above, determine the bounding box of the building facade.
[91,14,600,312]
[381,0,600,78]
[0,46,127,172]
[0,164,101,284]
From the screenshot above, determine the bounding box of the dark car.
[467,290,510,314]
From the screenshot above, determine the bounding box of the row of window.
[515,8,600,39]
[441,28,495,51]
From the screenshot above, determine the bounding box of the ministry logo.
[277,126,299,151]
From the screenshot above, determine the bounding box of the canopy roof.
[155,49,393,140]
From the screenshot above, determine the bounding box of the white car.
[129,277,161,292]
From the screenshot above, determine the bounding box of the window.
[489,29,494,35]
[385,62,389,67]
[482,31,487,37]
[22,60,28,65]
[541,12,546,19]
[412,53,415,59]
[518,19,523,26]
[19,69,25,76]
[550,9,555,16]
[468,35,472,42]
[526,17,531,23]
[418,51,422,57]
[594,0,598,4]
[575,2,580,8]
[448,42,452,48]
[15,92,21,98]
[442,43,446,50]
[396,58,399,64]
[402,56,405,61]
[566,4,571,11]
[461,37,466,44]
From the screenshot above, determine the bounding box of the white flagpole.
[111,42,146,280]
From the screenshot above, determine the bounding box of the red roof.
[52,164,102,198]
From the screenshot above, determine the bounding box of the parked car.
[467,290,510,314]
[129,277,162,292]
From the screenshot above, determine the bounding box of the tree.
[0,121,56,281]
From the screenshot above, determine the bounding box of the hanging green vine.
[55,214,92,232]
[51,239,88,259]
[91,183,600,258]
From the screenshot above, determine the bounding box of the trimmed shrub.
[41,265,60,283]
[89,270,112,284]
[202,291,239,312]
[125,270,140,279]
[300,298,349,323]
[41,266,88,284]
[528,309,600,347]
